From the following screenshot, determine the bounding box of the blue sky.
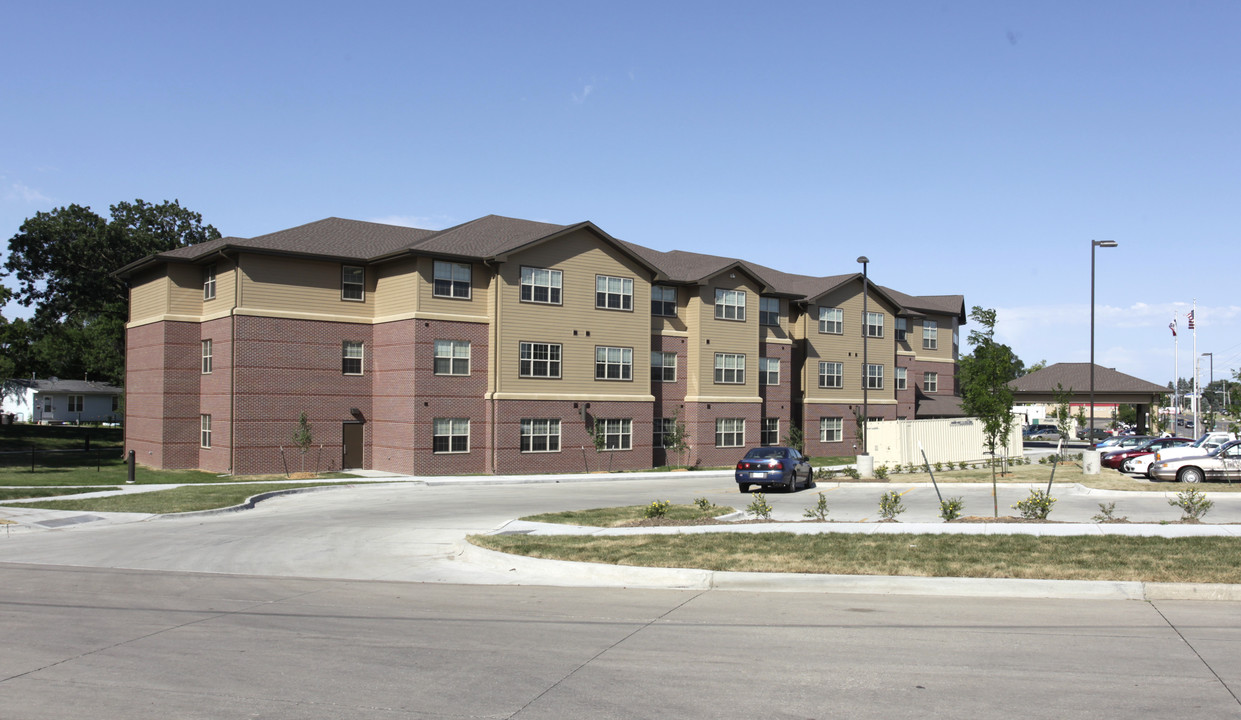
[3,1,1238,390]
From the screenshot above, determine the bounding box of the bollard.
[127,449,135,484]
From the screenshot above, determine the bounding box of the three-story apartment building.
[118,215,964,475]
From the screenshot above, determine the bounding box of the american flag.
[1169,321,1177,337]
[1188,310,1195,330]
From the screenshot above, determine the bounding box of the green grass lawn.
[10,482,362,514]
[0,424,123,451]
[0,487,117,501]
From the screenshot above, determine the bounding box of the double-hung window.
[595,346,633,380]
[651,351,676,382]
[714,289,746,320]
[820,417,843,443]
[433,260,471,299]
[342,266,364,301]
[68,395,84,413]
[653,417,675,448]
[595,275,633,310]
[433,418,470,453]
[651,285,677,316]
[819,361,843,389]
[520,419,561,453]
[923,319,938,350]
[520,267,562,304]
[819,307,843,334]
[203,264,217,300]
[761,418,780,446]
[864,311,884,338]
[759,297,780,325]
[896,367,907,390]
[200,414,212,448]
[434,340,471,375]
[201,339,213,374]
[896,317,908,342]
[519,342,561,378]
[714,353,745,384]
[342,341,364,375]
[760,357,779,386]
[924,371,939,393]
[715,418,745,447]
[596,418,632,450]
[865,363,884,389]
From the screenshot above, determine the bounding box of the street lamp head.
[856,256,869,264]
[1093,240,1118,248]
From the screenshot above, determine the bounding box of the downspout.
[226,250,238,475]
[485,258,499,473]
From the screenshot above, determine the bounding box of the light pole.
[857,256,869,459]
[1203,352,1214,429]
[1089,240,1117,452]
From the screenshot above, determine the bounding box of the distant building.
[117,215,965,475]
[1,378,124,424]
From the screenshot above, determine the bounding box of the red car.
[1101,437,1193,470]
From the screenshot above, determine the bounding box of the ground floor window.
[200,414,212,448]
[433,418,470,453]
[68,395,84,413]
[820,417,842,443]
[596,418,632,450]
[761,418,780,446]
[653,417,674,448]
[716,418,745,447]
[520,419,560,453]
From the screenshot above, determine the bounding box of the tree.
[958,306,1017,515]
[3,199,221,385]
[292,413,314,473]
[660,409,689,468]
[1051,383,1074,442]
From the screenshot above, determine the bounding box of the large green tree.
[3,199,220,385]
[958,306,1017,514]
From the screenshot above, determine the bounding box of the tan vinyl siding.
[495,230,651,398]
[687,274,760,400]
[651,286,688,334]
[168,263,204,316]
[915,314,955,361]
[128,271,169,323]
[210,259,237,310]
[415,256,491,316]
[374,257,420,318]
[239,254,375,320]
[759,296,792,342]
[803,281,897,403]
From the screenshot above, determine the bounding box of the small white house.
[1,378,124,424]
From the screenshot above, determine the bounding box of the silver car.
[1149,440,1241,483]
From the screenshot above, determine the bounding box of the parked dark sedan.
[735,447,814,493]
[1101,437,1192,470]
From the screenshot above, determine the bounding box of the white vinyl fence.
[865,416,1024,468]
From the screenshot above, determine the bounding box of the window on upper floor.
[434,340,471,376]
[896,317,908,342]
[519,342,561,378]
[896,367,907,390]
[714,289,745,321]
[433,418,470,453]
[651,285,677,317]
[714,353,745,384]
[923,319,938,350]
[433,260,471,299]
[819,361,843,389]
[520,267,562,305]
[520,419,561,453]
[924,371,938,393]
[595,346,633,381]
[865,363,884,390]
[760,357,779,386]
[595,275,633,311]
[342,266,364,301]
[203,264,216,301]
[201,339,213,374]
[863,311,884,338]
[759,297,780,326]
[819,307,842,334]
[651,351,677,382]
[342,341,364,375]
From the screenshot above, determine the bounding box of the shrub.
[814,468,838,480]
[644,500,671,519]
[1013,489,1056,520]
[939,497,964,522]
[933,461,943,472]
[842,467,860,479]
[803,492,830,521]
[878,491,905,520]
[1092,501,1127,523]
[747,493,773,520]
[875,464,889,480]
[1169,487,1213,521]
[693,497,713,513]
[905,463,917,475]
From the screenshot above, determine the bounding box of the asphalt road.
[1,475,1240,718]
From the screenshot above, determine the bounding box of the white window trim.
[520,266,563,305]
[865,363,884,390]
[433,340,471,376]
[819,361,843,389]
[864,311,884,338]
[714,353,746,384]
[715,418,745,448]
[923,320,939,350]
[203,264,217,301]
[519,341,562,378]
[714,289,746,321]
[343,341,364,376]
[896,367,907,390]
[433,418,470,454]
[760,357,779,386]
[761,418,780,446]
[596,418,632,451]
[924,371,939,393]
[200,414,212,448]
[520,418,561,453]
[595,346,634,381]
[201,339,213,374]
[595,275,634,311]
[820,417,843,443]
[819,307,843,334]
[342,265,365,302]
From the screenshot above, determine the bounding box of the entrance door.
[342,422,364,469]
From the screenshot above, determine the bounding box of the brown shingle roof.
[1009,363,1166,394]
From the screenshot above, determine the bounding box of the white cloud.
[366,214,455,231]
[3,182,52,205]
[572,83,594,104]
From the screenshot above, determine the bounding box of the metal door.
[342,422,364,470]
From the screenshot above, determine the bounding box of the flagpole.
[1172,314,1179,432]
[1192,300,1198,434]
